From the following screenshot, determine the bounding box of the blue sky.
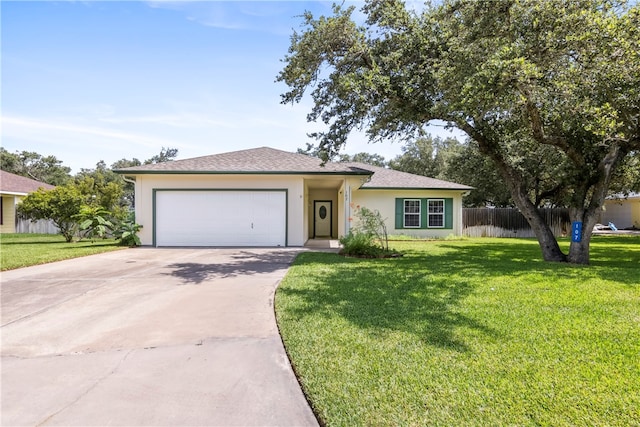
[2,1,463,172]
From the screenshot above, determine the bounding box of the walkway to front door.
[304,238,341,249]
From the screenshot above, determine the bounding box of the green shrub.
[74,205,114,241]
[352,206,389,251]
[339,231,383,257]
[114,220,142,247]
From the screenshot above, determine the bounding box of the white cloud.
[145,1,310,35]
[2,115,177,148]
[1,115,188,171]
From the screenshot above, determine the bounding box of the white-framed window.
[428,199,445,228]
[404,199,421,228]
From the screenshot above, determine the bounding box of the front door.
[314,201,332,237]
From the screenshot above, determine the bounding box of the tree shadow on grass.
[279,251,498,352]
[435,236,640,286]
[164,249,300,285]
[278,236,639,351]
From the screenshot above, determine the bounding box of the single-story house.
[115,147,473,247]
[598,193,640,230]
[0,170,55,233]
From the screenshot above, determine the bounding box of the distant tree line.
[0,147,177,243]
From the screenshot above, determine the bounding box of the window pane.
[404,199,421,227]
[405,200,420,213]
[428,200,444,213]
[428,215,444,227]
[427,199,444,227]
[405,214,420,227]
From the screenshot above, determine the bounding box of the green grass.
[0,233,126,271]
[276,236,640,426]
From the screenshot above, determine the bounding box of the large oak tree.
[278,0,640,264]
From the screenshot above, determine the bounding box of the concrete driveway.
[1,248,319,426]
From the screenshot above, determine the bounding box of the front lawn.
[0,233,125,271]
[276,236,640,426]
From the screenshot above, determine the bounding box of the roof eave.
[360,186,474,191]
[0,191,29,196]
[114,170,372,176]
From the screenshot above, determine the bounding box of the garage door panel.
[155,191,286,247]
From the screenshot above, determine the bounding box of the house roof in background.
[0,170,55,195]
[116,146,473,190]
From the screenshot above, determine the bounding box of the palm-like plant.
[74,205,114,241]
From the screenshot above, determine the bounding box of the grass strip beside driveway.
[276,237,640,426]
[1,233,125,271]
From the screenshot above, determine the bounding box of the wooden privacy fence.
[16,218,59,234]
[463,208,571,238]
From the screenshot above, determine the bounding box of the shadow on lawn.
[280,252,497,352]
[435,235,640,285]
[279,236,639,351]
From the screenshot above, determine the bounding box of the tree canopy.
[278,0,640,264]
[13,147,178,242]
[18,185,85,242]
[0,148,71,185]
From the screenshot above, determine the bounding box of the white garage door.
[155,190,286,247]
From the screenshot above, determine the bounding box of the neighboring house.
[115,147,472,247]
[598,193,640,229]
[0,170,55,233]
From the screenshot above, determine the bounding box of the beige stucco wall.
[128,173,467,246]
[0,195,19,233]
[350,189,465,238]
[131,174,306,246]
[601,198,640,229]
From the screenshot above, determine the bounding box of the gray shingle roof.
[0,170,55,195]
[115,147,370,175]
[116,147,472,190]
[345,162,473,190]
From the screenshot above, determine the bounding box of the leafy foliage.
[340,206,396,257]
[339,231,382,258]
[338,152,387,167]
[113,214,142,247]
[0,148,71,185]
[75,161,129,220]
[144,147,178,165]
[17,185,85,242]
[443,140,514,207]
[74,205,114,241]
[390,136,462,180]
[278,0,640,264]
[353,206,390,251]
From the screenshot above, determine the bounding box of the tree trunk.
[512,192,568,262]
[469,128,569,262]
[566,202,603,265]
[567,217,594,265]
[566,144,625,264]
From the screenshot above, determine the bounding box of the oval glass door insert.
[319,206,327,219]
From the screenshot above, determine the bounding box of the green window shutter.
[445,198,453,229]
[421,199,428,229]
[395,198,403,229]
